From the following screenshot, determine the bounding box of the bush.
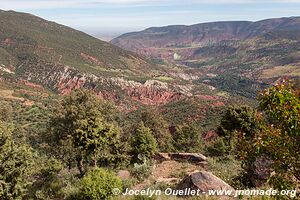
[207,156,243,188]
[205,137,230,157]
[222,82,300,191]
[0,121,34,200]
[29,158,65,200]
[79,168,122,200]
[130,158,152,182]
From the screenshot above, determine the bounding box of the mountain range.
[112,17,300,51]
[112,17,300,89]
[0,10,190,110]
[1,10,299,126]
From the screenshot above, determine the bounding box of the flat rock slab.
[154,153,207,165]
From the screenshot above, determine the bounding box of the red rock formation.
[126,86,181,105]
[203,130,218,141]
[56,75,87,95]
[20,80,44,90]
[2,38,14,45]
[196,95,219,101]
[211,101,225,107]
[80,53,103,65]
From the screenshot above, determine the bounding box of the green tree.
[258,81,300,190]
[224,82,300,191]
[74,117,122,167]
[0,121,34,200]
[218,106,261,155]
[139,108,172,151]
[172,124,203,152]
[49,89,124,175]
[130,122,157,163]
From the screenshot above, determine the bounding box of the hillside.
[0,10,299,200]
[0,9,240,126]
[0,10,152,74]
[111,17,300,51]
[111,17,300,88]
[0,10,195,109]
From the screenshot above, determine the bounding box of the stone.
[168,153,207,164]
[153,153,171,162]
[117,170,131,180]
[176,171,235,198]
[153,153,208,165]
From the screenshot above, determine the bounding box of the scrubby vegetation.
[0,81,299,199]
[1,10,299,200]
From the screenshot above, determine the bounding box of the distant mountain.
[0,10,195,108]
[0,10,272,129]
[111,17,300,86]
[111,17,300,52]
[2,10,239,113]
[0,10,155,76]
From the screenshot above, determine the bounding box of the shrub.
[79,168,122,200]
[0,121,34,200]
[205,137,230,157]
[29,158,65,200]
[138,108,173,151]
[223,82,300,191]
[130,158,152,182]
[207,156,243,188]
[218,105,260,155]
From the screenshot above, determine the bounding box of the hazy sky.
[1,0,300,35]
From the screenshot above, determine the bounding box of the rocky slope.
[0,10,201,109]
[111,17,300,90]
[0,10,269,124]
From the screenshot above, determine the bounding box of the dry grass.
[0,89,24,101]
[261,65,300,78]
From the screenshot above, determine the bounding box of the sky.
[1,0,300,38]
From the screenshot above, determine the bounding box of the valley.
[0,9,299,200]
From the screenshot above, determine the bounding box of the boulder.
[176,171,235,198]
[117,170,131,180]
[154,153,207,165]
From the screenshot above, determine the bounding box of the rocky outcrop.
[111,78,181,105]
[154,153,207,166]
[16,59,181,107]
[80,53,103,66]
[176,171,235,198]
